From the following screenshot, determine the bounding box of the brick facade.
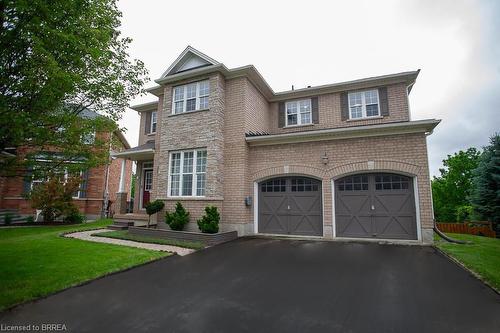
[0,132,132,220]
[129,49,436,243]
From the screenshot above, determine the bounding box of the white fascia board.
[130,101,158,112]
[245,119,441,146]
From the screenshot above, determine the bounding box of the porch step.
[0,209,25,224]
[114,213,148,221]
[113,219,136,226]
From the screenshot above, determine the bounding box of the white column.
[118,159,126,193]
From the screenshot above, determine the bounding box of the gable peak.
[160,46,219,78]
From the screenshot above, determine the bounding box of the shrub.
[30,174,81,222]
[197,206,220,234]
[4,213,12,225]
[145,200,165,228]
[25,216,34,223]
[63,209,86,224]
[456,205,474,223]
[165,202,189,231]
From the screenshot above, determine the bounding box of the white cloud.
[117,0,500,176]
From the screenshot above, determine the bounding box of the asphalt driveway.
[1,238,499,332]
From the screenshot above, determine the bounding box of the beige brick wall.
[267,83,410,134]
[140,72,432,242]
[152,73,226,225]
[247,132,433,241]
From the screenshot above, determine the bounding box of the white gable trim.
[160,46,219,78]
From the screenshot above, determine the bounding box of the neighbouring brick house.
[113,46,440,244]
[0,110,133,220]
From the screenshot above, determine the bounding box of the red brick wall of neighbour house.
[267,83,410,134]
[0,131,131,219]
[247,132,433,238]
[152,73,225,231]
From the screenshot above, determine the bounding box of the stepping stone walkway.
[64,229,195,256]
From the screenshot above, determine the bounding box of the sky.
[116,0,500,177]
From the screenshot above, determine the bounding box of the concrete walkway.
[64,229,195,256]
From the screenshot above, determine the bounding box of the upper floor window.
[286,99,311,126]
[169,149,207,197]
[151,111,157,133]
[82,131,95,144]
[348,89,379,119]
[172,80,210,114]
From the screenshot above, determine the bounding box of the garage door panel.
[336,194,371,215]
[259,214,287,234]
[337,216,372,237]
[259,177,323,236]
[289,215,322,236]
[335,173,417,240]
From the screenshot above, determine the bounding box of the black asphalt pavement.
[1,238,499,332]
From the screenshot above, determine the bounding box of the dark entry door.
[142,169,153,208]
[335,173,417,240]
[259,177,323,236]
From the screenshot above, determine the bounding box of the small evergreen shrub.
[25,216,35,223]
[4,213,12,225]
[145,200,165,228]
[165,202,189,231]
[197,206,220,234]
[63,208,86,224]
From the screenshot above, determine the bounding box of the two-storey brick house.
[0,109,133,220]
[113,46,439,244]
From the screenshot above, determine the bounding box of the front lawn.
[93,230,205,250]
[435,233,500,291]
[0,220,169,311]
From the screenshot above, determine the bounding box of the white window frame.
[150,111,157,133]
[348,89,380,120]
[31,168,83,199]
[285,99,312,127]
[82,131,95,144]
[168,149,207,197]
[171,80,210,115]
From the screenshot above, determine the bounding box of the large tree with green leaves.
[0,0,148,177]
[432,148,481,222]
[469,134,500,231]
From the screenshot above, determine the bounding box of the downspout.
[101,135,113,218]
[426,133,467,244]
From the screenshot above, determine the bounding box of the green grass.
[435,233,500,291]
[0,219,169,311]
[93,230,205,250]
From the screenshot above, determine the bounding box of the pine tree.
[470,134,500,232]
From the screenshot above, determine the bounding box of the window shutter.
[79,170,89,198]
[379,87,389,116]
[144,112,152,134]
[340,92,349,121]
[278,102,285,128]
[23,167,33,195]
[311,97,319,124]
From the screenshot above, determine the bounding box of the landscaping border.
[433,246,500,295]
[129,226,238,246]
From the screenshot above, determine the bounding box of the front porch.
[109,141,155,230]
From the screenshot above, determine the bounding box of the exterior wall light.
[321,152,329,165]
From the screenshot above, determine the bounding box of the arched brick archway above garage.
[326,160,422,180]
[251,165,327,183]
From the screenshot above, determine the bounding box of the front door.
[142,169,153,208]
